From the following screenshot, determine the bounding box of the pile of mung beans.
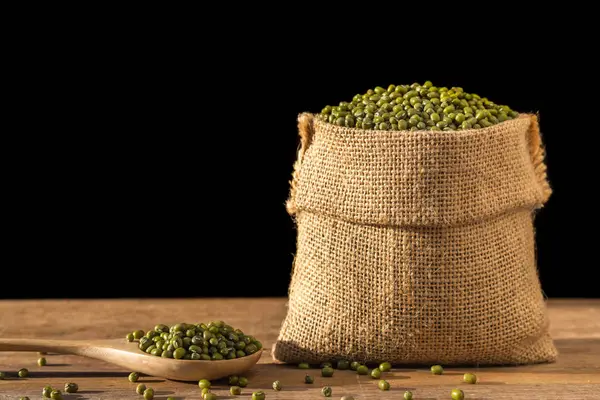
[126,321,262,360]
[318,81,519,131]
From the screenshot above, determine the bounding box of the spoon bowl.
[0,338,263,381]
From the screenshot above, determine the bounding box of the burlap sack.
[272,113,557,365]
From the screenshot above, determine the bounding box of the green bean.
[318,82,518,131]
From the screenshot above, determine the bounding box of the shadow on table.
[154,389,175,396]
[51,390,175,399]
[24,371,137,378]
[59,391,104,400]
[216,387,311,399]
[24,371,174,381]
[265,338,600,376]
[458,338,600,374]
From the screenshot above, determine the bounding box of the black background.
[4,20,598,299]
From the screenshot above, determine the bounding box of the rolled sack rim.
[290,113,551,227]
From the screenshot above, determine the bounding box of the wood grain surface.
[0,298,599,399]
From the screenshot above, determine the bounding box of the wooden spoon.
[0,338,263,381]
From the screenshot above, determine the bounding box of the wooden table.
[0,298,599,399]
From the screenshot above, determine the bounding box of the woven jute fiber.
[273,113,557,365]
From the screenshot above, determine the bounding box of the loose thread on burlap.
[528,114,552,204]
[286,113,314,216]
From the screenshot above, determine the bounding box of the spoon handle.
[0,338,81,354]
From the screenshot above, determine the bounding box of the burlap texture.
[273,113,557,365]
